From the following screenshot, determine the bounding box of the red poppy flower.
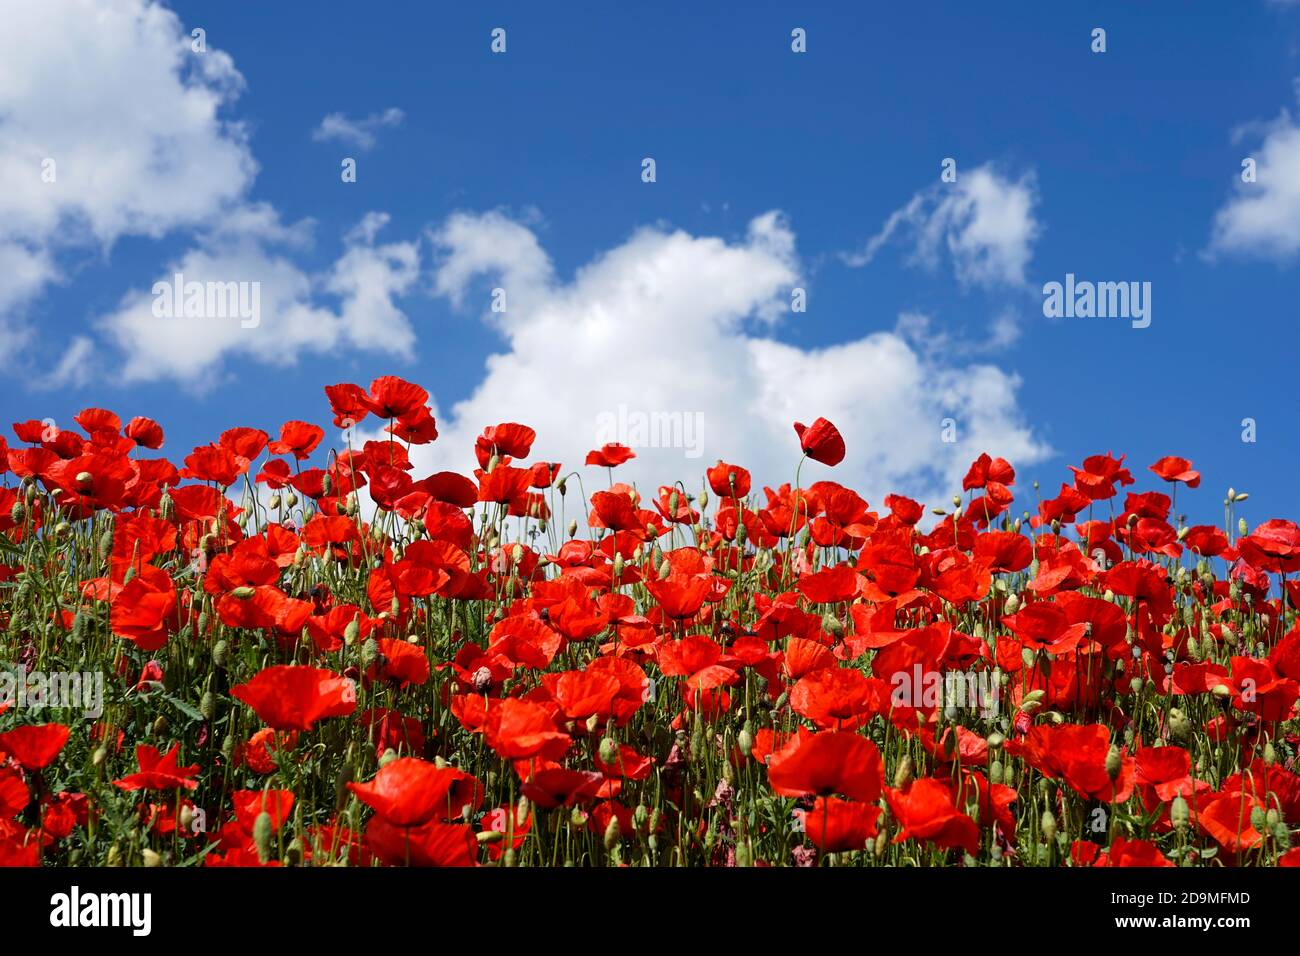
[268,421,324,459]
[793,418,845,466]
[796,797,883,852]
[364,817,477,867]
[767,730,883,801]
[476,423,536,464]
[0,723,70,770]
[707,461,752,498]
[112,744,200,791]
[1149,455,1200,488]
[585,443,636,468]
[230,665,357,732]
[124,416,165,449]
[348,758,481,827]
[360,376,430,420]
[884,778,980,855]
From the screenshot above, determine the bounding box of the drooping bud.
[1170,794,1190,831]
[252,812,274,863]
[603,816,622,850]
[1105,744,1122,781]
[893,755,914,790]
[1040,809,1057,843]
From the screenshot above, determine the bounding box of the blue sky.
[4,1,1300,525]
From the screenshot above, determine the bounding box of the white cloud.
[312,108,404,150]
[0,0,255,349]
[843,164,1041,288]
[1207,86,1300,259]
[94,207,421,391]
[382,211,1049,509]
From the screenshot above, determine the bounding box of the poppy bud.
[1105,744,1122,781]
[873,830,888,858]
[566,519,578,538]
[735,520,747,546]
[894,755,914,790]
[1040,809,1057,843]
[142,848,162,868]
[735,841,752,867]
[598,736,619,765]
[1170,794,1190,831]
[1167,707,1191,741]
[71,610,88,645]
[1238,517,1249,537]
[378,748,398,769]
[612,553,624,578]
[737,723,754,756]
[92,745,108,767]
[200,691,216,721]
[1234,491,1249,502]
[986,732,1005,749]
[1003,593,1020,615]
[989,760,1004,785]
[570,807,588,828]
[106,845,122,867]
[212,639,229,669]
[603,816,622,850]
[658,558,672,580]
[152,715,168,736]
[285,490,299,507]
[516,797,531,828]
[253,811,274,863]
[1129,677,1144,695]
[633,803,649,828]
[343,615,359,646]
[1264,742,1277,765]
[585,713,600,733]
[230,585,256,599]
[821,612,843,638]
[360,637,379,669]
[221,734,235,760]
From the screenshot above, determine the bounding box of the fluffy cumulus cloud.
[0,0,255,346]
[1207,83,1300,260]
[843,163,1040,289]
[312,107,405,150]
[377,211,1049,509]
[90,208,420,390]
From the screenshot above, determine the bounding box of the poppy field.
[1,374,1299,869]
